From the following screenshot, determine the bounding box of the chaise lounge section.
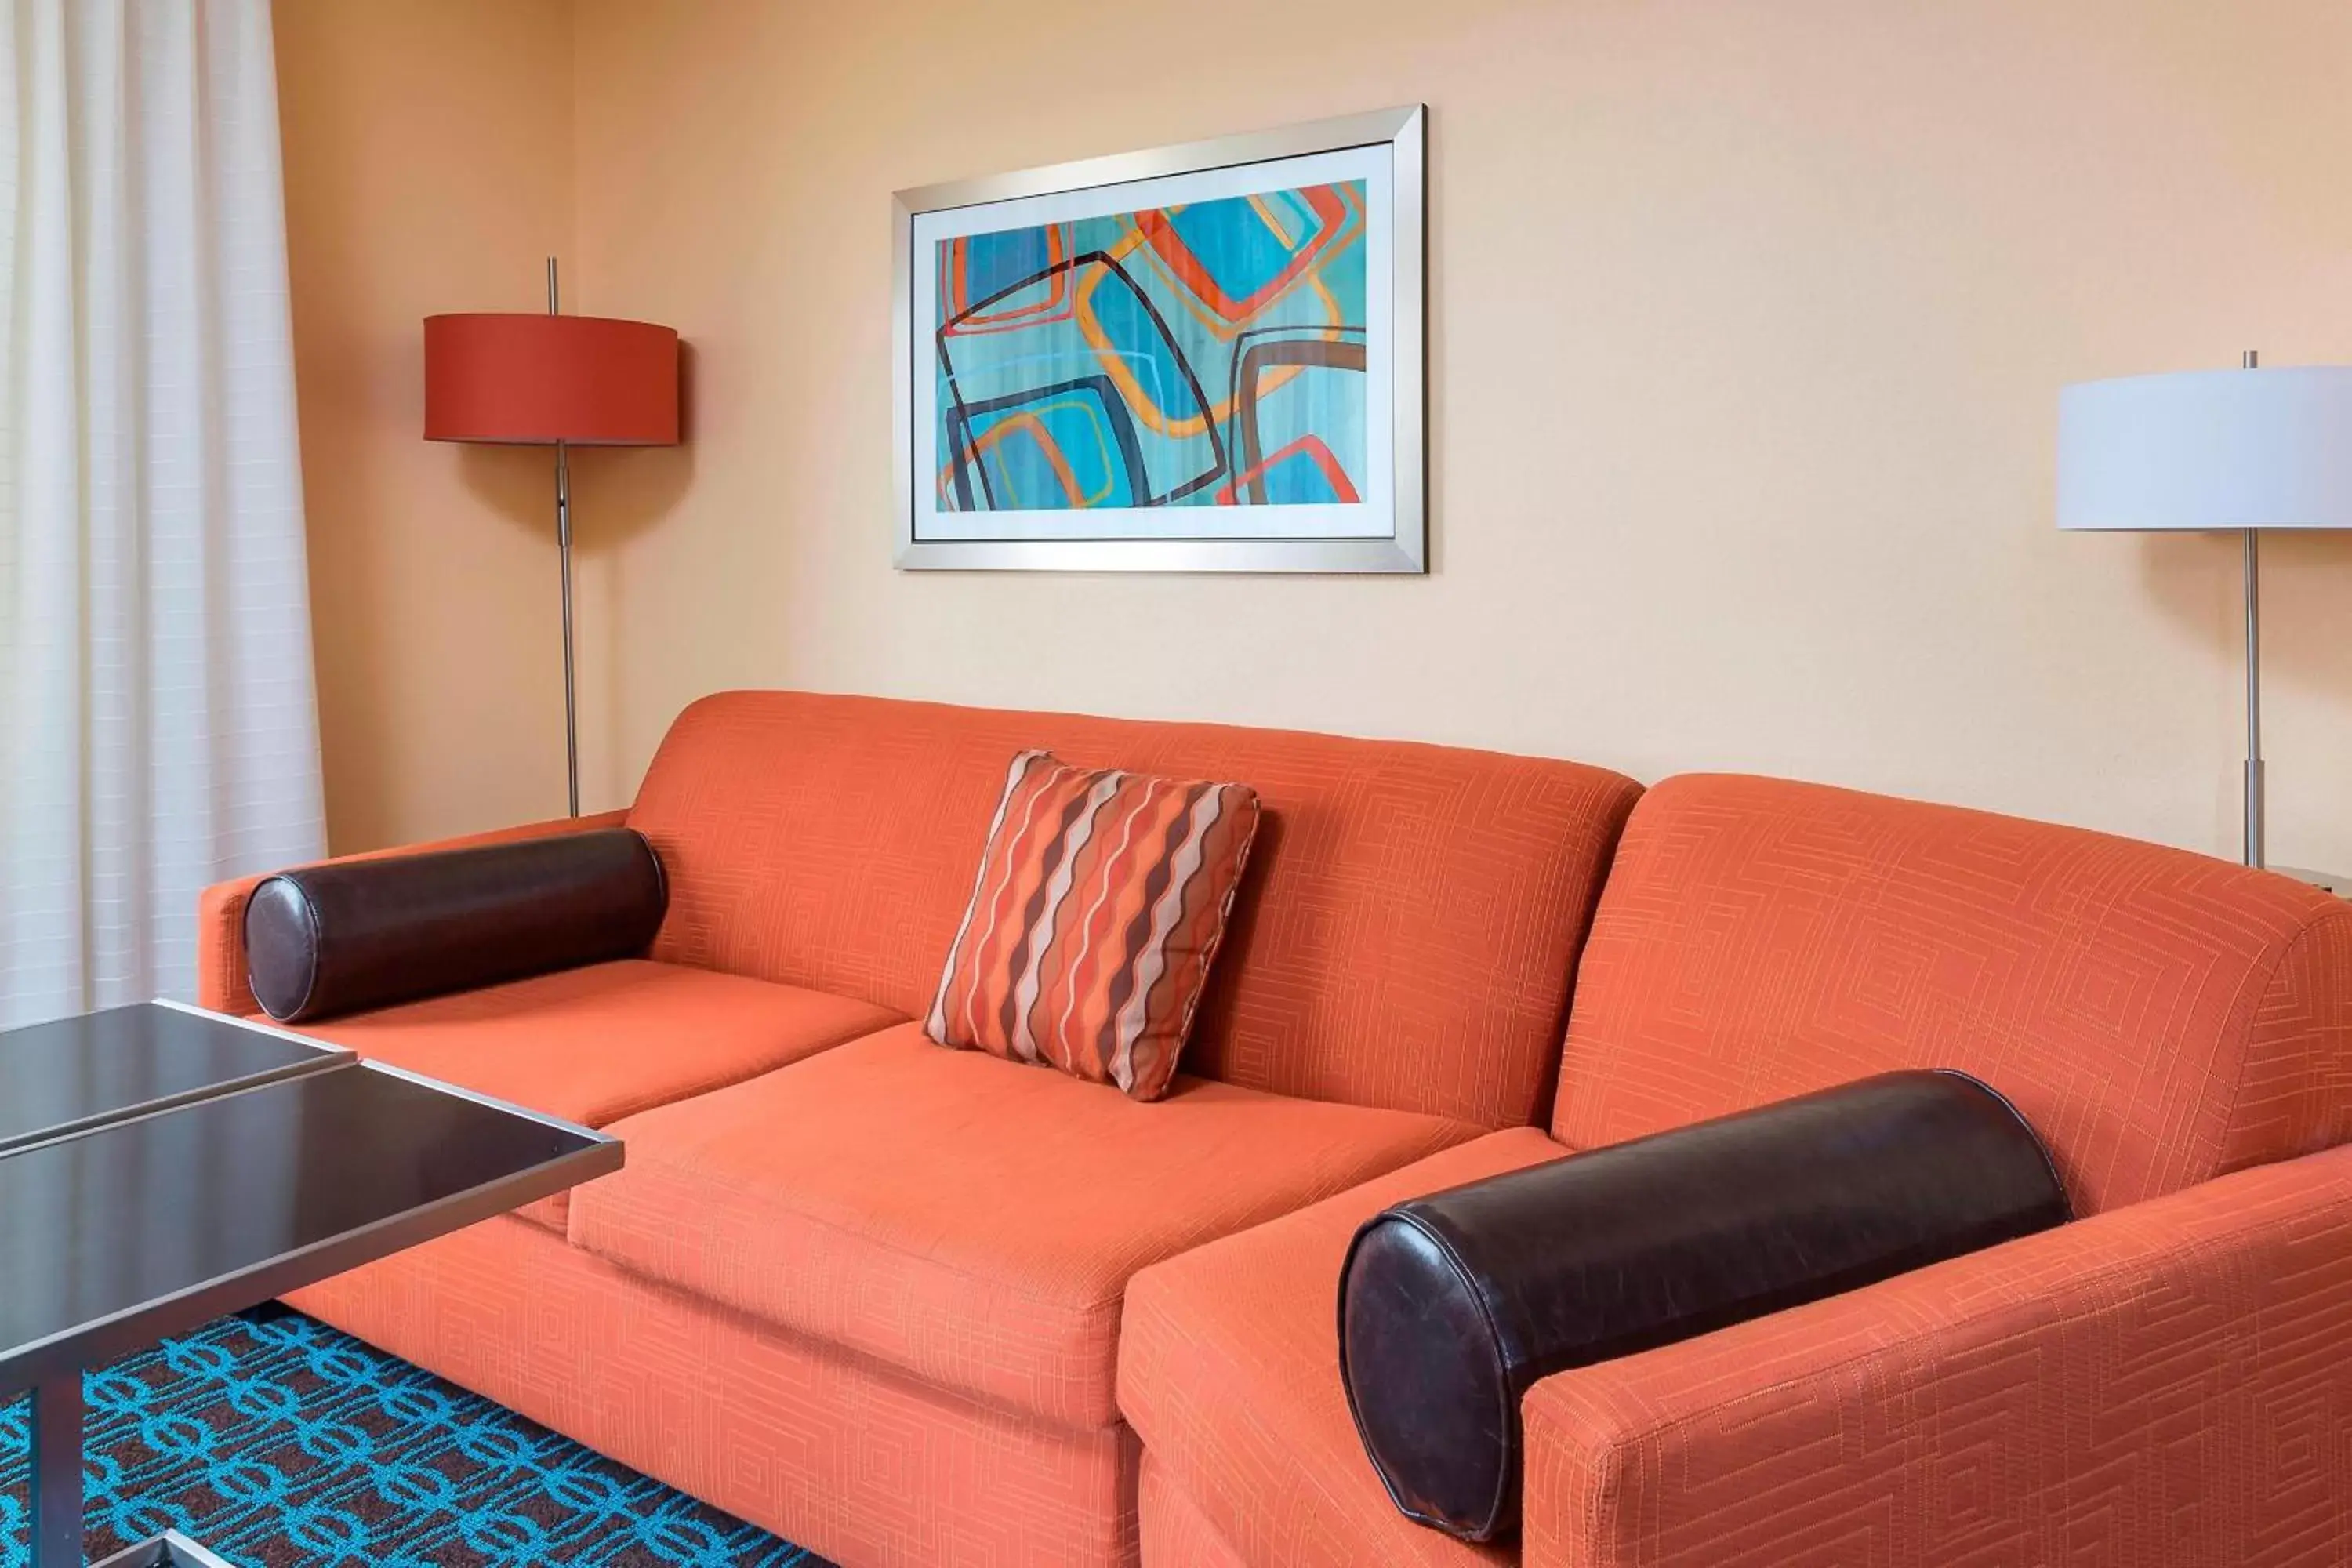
[1119,772,2352,1566]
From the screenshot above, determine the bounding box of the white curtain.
[0,0,323,1027]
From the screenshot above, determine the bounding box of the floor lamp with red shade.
[424,260,680,816]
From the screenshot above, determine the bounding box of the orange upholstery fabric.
[293,959,898,1229]
[629,691,1640,1127]
[1140,1452,1250,1568]
[569,1022,1483,1430]
[1554,774,2352,1214]
[1118,1129,1563,1568]
[195,809,627,1017]
[927,750,1261,1101]
[1519,1140,2352,1568]
[286,1214,1138,1568]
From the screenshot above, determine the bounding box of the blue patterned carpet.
[1,1308,829,1567]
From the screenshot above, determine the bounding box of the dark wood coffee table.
[0,1001,622,1566]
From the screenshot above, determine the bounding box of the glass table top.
[0,1003,346,1156]
[0,1004,619,1394]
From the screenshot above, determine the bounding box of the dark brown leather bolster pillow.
[1337,1069,2069,1543]
[244,828,668,1024]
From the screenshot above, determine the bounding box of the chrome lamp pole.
[2239,349,2263,868]
[548,256,580,818]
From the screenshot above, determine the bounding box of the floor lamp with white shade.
[2057,354,2352,887]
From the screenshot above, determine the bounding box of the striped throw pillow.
[925,750,1263,1101]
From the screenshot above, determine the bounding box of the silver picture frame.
[892,105,1426,573]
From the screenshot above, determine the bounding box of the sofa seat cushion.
[296,959,901,1230]
[568,1021,1484,1430]
[1117,1128,1565,1568]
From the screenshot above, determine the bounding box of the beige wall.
[276,0,579,851]
[289,2,2352,869]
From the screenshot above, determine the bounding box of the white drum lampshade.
[2059,366,2352,533]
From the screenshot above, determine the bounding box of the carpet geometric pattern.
[0,1308,829,1567]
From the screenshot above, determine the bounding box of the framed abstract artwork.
[892,106,1425,572]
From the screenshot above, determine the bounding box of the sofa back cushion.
[1552,773,2352,1214]
[626,691,1641,1127]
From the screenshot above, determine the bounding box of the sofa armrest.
[1338,1070,2063,1542]
[196,810,629,1014]
[1520,1142,2352,1568]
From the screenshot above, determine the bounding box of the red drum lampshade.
[424,314,679,446]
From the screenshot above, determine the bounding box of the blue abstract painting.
[934,181,1367,510]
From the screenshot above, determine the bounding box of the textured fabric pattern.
[1138,1454,1250,1568]
[926,750,1260,1100]
[1,0,324,1029]
[1118,1130,1562,1568]
[289,959,898,1230]
[570,1022,1481,1430]
[287,1214,1138,1568]
[1519,1140,2352,1568]
[1554,774,2352,1214]
[628,691,1640,1127]
[196,811,629,1018]
[0,1309,823,1567]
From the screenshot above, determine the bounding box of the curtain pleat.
[0,0,322,1026]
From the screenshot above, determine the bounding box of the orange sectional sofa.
[197,691,2352,1568]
